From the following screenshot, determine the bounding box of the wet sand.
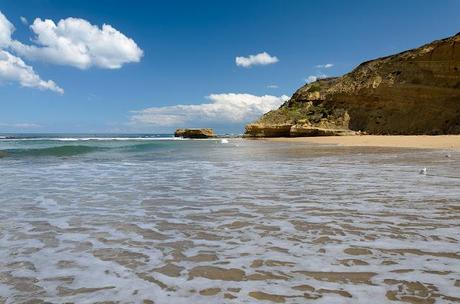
[264,135,460,149]
[1,140,460,303]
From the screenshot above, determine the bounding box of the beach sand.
[263,135,460,149]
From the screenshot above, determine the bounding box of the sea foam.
[0,141,459,303]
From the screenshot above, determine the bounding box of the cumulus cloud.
[315,63,334,68]
[0,11,13,47]
[0,11,62,93]
[0,50,64,93]
[305,73,327,83]
[11,17,143,69]
[0,10,142,93]
[235,52,278,68]
[130,93,289,126]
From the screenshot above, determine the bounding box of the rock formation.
[245,32,460,137]
[174,128,215,138]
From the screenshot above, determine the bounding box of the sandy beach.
[264,135,460,149]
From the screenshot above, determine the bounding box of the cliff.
[245,32,460,137]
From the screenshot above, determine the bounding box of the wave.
[1,145,106,157]
[0,136,226,158]
[0,137,183,141]
[0,140,183,158]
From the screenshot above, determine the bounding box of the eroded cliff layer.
[245,33,460,137]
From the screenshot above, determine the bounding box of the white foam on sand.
[0,145,459,303]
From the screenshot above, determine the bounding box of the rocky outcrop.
[245,124,357,137]
[245,32,460,137]
[174,128,215,138]
[289,126,358,137]
[244,124,292,137]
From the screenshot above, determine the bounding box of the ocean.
[1,134,459,303]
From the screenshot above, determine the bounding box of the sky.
[0,0,459,134]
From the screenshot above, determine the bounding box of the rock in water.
[174,128,215,138]
[245,33,460,137]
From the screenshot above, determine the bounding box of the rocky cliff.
[245,33,460,137]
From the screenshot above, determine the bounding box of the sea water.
[0,134,459,303]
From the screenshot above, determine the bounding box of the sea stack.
[174,128,215,138]
[245,32,460,137]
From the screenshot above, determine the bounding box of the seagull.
[445,154,451,158]
[221,139,229,144]
[419,168,427,175]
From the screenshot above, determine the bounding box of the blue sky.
[0,0,459,134]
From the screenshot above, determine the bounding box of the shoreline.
[257,135,460,149]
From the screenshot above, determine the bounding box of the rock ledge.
[174,128,215,138]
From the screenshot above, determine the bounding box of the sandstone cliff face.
[174,128,215,138]
[245,33,460,137]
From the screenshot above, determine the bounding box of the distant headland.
[245,32,460,137]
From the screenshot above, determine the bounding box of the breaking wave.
[1,145,106,157]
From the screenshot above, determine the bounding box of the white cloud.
[235,52,278,68]
[11,17,143,69]
[0,11,62,93]
[0,50,64,93]
[305,73,327,83]
[20,16,28,25]
[130,93,289,126]
[0,11,13,47]
[315,63,334,68]
[306,75,318,83]
[267,84,278,89]
[0,122,40,128]
[0,10,142,93]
